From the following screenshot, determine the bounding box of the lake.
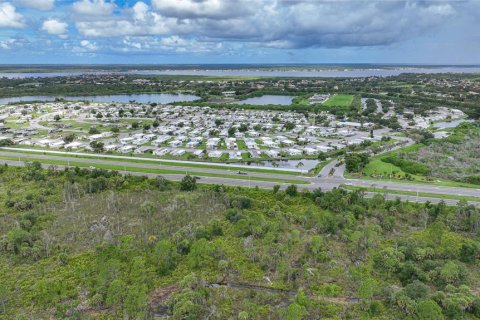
[236,95,294,105]
[0,93,200,105]
[1,66,480,79]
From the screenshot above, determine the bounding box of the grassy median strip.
[0,155,309,185]
[1,147,301,176]
[343,186,480,202]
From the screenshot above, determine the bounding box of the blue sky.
[0,0,479,64]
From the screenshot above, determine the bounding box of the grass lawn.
[0,155,308,184]
[237,140,247,150]
[322,94,354,107]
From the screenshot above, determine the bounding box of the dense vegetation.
[0,162,480,319]
[400,122,480,184]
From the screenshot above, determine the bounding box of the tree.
[90,141,104,153]
[131,122,139,130]
[345,153,369,173]
[153,239,177,275]
[272,185,280,194]
[404,280,429,300]
[285,184,298,197]
[239,123,248,132]
[53,114,61,122]
[88,126,100,134]
[285,303,307,320]
[180,175,197,191]
[63,133,75,144]
[188,238,214,269]
[228,127,236,137]
[416,300,444,320]
[284,122,295,130]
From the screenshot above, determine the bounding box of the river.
[1,66,480,79]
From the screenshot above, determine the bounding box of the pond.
[433,119,474,129]
[233,159,319,170]
[0,93,200,105]
[236,95,294,106]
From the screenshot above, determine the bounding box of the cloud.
[71,0,462,50]
[0,38,16,49]
[80,39,97,50]
[0,2,25,28]
[72,0,115,16]
[16,0,54,11]
[41,19,68,38]
[151,0,254,19]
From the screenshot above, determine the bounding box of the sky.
[0,0,479,65]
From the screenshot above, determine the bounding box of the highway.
[0,150,479,207]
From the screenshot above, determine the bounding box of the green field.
[322,94,354,107]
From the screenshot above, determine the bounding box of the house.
[281,139,295,147]
[104,144,118,152]
[120,136,135,144]
[303,147,318,155]
[186,140,201,148]
[65,141,84,149]
[35,139,53,147]
[119,145,135,153]
[249,150,261,158]
[206,138,220,149]
[208,150,223,158]
[316,145,333,152]
[245,139,258,149]
[193,150,204,158]
[153,135,171,146]
[89,134,104,141]
[265,150,279,158]
[225,138,237,150]
[287,148,302,156]
[228,151,242,159]
[170,149,186,156]
[134,146,157,154]
[153,148,168,156]
[169,140,182,148]
[132,137,148,145]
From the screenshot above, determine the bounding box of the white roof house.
[287,148,302,156]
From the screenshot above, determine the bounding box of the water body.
[234,159,318,170]
[0,93,200,104]
[236,95,294,105]
[1,66,480,79]
[433,119,475,129]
